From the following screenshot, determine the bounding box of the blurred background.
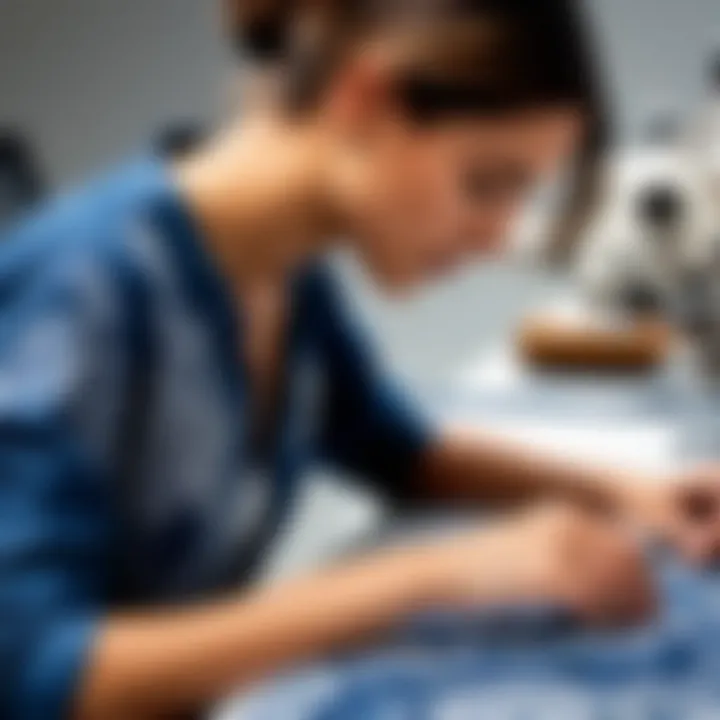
[1,0,719,576]
[1,0,720,387]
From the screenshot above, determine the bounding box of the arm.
[309,269,664,529]
[77,545,437,719]
[77,503,657,719]
[417,428,720,566]
[311,268,636,515]
[0,247,122,720]
[416,427,643,515]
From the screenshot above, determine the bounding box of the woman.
[2,2,720,719]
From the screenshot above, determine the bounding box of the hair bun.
[226,0,295,61]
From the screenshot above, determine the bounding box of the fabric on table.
[216,559,720,720]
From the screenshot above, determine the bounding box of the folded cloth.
[214,559,720,720]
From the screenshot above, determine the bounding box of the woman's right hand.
[414,503,656,628]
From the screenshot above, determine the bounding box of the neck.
[173,116,339,290]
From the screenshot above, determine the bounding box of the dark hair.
[154,122,206,159]
[227,0,610,262]
[0,129,46,224]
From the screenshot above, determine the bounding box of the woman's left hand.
[622,466,720,566]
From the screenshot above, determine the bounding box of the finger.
[576,554,656,629]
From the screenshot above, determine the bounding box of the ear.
[322,52,401,142]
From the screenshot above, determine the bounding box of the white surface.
[453,341,670,415]
[460,421,677,475]
[451,363,681,476]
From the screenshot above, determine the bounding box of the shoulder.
[0,158,171,319]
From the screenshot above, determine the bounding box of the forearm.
[417,427,648,514]
[75,547,441,720]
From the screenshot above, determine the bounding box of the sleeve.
[0,243,125,720]
[314,269,437,501]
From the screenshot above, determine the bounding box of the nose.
[620,282,663,316]
[636,184,685,230]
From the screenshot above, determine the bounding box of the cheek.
[391,175,457,240]
[371,155,461,252]
[347,133,470,287]
[463,200,520,252]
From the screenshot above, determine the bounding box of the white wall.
[588,0,720,142]
[0,0,230,186]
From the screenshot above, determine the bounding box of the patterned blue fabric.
[219,560,720,720]
[0,157,432,720]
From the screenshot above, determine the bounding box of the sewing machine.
[573,143,720,374]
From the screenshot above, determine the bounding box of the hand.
[622,465,720,566]
[419,503,655,628]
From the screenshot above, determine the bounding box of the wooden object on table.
[517,312,674,373]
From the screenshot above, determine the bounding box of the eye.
[461,170,502,201]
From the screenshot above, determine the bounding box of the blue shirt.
[0,157,432,720]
